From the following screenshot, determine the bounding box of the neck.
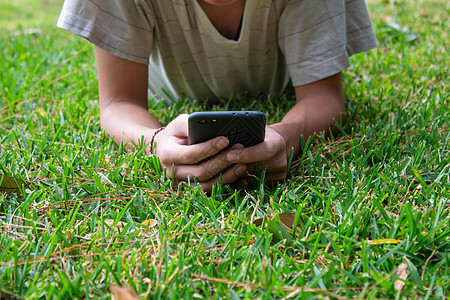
[197,0,246,39]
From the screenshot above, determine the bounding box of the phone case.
[188,111,266,147]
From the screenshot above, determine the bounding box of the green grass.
[0,0,61,30]
[1,0,449,299]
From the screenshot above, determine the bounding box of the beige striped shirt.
[57,0,377,102]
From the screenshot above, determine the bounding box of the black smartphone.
[188,111,266,147]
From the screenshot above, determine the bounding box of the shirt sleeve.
[278,0,378,86]
[57,0,155,64]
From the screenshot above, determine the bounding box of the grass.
[0,0,449,299]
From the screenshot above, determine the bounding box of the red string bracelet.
[149,127,165,154]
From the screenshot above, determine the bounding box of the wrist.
[269,122,303,158]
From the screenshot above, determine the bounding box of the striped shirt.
[57,0,377,102]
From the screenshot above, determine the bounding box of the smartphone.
[188,111,266,147]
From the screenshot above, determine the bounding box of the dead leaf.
[394,263,408,293]
[0,174,27,195]
[254,217,264,227]
[368,238,401,245]
[141,219,158,228]
[104,219,126,231]
[278,212,301,230]
[254,212,303,245]
[110,285,139,300]
[254,212,302,230]
[36,107,47,118]
[374,209,398,220]
[12,28,42,36]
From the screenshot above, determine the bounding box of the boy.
[57,0,377,191]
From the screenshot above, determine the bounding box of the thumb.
[166,114,189,136]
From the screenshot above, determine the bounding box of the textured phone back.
[188,111,266,147]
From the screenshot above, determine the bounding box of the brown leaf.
[254,213,301,231]
[278,213,301,230]
[0,174,27,195]
[110,285,139,300]
[254,217,264,227]
[141,219,158,228]
[104,219,126,231]
[394,263,408,293]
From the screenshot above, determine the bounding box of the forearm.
[270,73,345,158]
[94,45,160,149]
[100,99,161,148]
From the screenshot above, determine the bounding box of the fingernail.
[216,137,227,149]
[227,151,239,162]
[235,165,246,176]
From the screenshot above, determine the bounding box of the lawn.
[0,0,449,299]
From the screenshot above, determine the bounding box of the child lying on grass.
[57,0,377,191]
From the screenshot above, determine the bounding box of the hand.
[226,126,288,185]
[153,114,248,191]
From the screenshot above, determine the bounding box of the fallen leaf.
[254,217,264,227]
[142,278,151,285]
[278,212,301,230]
[394,263,408,293]
[0,174,27,195]
[267,220,293,246]
[12,28,42,36]
[254,212,303,246]
[254,212,301,230]
[374,209,398,220]
[368,239,401,245]
[36,107,47,118]
[104,219,126,231]
[141,219,158,228]
[110,285,139,300]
